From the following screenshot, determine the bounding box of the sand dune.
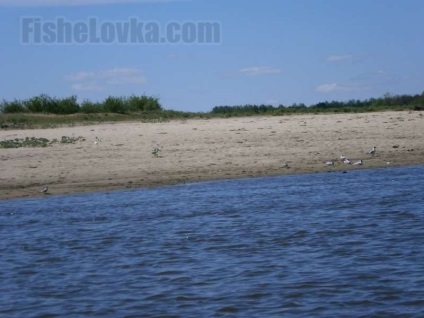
[1,111,423,200]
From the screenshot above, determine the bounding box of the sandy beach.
[0,110,423,200]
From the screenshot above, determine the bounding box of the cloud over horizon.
[65,67,147,91]
[315,82,365,93]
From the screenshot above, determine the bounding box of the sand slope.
[1,111,423,200]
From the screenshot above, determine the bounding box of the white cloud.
[315,82,369,93]
[316,83,339,93]
[326,54,355,63]
[66,67,146,91]
[0,0,183,6]
[71,83,105,91]
[266,99,280,105]
[100,68,147,84]
[238,66,284,76]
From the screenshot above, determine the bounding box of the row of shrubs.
[0,94,162,115]
[2,92,424,117]
[211,93,424,115]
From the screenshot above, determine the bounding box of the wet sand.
[1,111,423,200]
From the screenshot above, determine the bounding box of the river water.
[1,166,423,317]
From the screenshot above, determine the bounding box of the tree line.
[0,94,162,115]
[1,92,424,116]
[211,92,424,116]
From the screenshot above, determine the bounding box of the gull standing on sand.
[340,155,347,161]
[343,158,351,164]
[41,186,48,194]
[353,160,363,166]
[368,146,376,155]
[325,161,335,166]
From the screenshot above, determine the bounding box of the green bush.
[127,95,162,112]
[80,100,104,113]
[103,96,127,114]
[0,99,27,113]
[55,96,80,114]
[24,95,50,113]
[20,94,79,114]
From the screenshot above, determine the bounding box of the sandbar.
[1,111,423,200]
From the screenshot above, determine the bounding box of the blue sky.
[0,0,423,112]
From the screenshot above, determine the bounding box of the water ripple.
[1,166,423,317]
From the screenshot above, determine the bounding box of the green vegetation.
[0,135,84,148]
[211,92,424,116]
[1,94,162,115]
[0,92,423,129]
[58,136,85,144]
[0,137,50,148]
[0,111,201,130]
[0,94,200,129]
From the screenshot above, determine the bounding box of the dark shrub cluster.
[211,92,424,116]
[2,92,423,117]
[1,94,162,115]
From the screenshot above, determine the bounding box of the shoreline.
[1,164,422,202]
[1,111,423,201]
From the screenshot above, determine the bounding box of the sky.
[0,0,423,112]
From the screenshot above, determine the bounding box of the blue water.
[1,166,423,317]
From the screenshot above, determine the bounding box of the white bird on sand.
[368,146,376,155]
[340,155,347,161]
[41,186,48,194]
[281,163,290,168]
[353,160,363,166]
[325,161,335,166]
[343,158,351,164]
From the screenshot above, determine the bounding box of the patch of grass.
[0,137,50,148]
[60,136,85,143]
[0,135,85,148]
[0,111,201,129]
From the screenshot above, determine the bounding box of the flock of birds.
[39,145,378,195]
[324,146,376,167]
[282,146,377,169]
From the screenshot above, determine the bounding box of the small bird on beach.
[152,145,162,157]
[353,160,363,166]
[325,161,335,166]
[340,155,347,161]
[343,158,351,164]
[41,186,48,194]
[368,146,376,155]
[281,163,290,168]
